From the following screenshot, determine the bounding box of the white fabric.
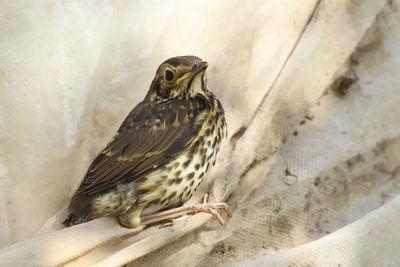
[229,195,400,267]
[0,0,399,266]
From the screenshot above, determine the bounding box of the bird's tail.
[62,213,74,227]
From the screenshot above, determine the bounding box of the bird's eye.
[165,69,174,81]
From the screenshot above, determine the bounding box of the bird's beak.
[176,61,208,84]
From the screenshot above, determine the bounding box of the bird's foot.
[141,202,232,227]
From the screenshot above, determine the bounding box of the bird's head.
[145,55,209,101]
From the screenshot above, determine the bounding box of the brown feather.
[77,98,204,195]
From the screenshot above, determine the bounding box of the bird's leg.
[156,195,210,229]
[140,203,232,227]
[203,193,209,204]
[118,197,232,228]
[118,204,144,228]
[157,215,189,229]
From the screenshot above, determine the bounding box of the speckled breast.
[137,98,226,215]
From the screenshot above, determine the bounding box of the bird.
[62,55,231,228]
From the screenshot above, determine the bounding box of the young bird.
[63,56,231,228]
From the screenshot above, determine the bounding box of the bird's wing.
[78,98,206,195]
